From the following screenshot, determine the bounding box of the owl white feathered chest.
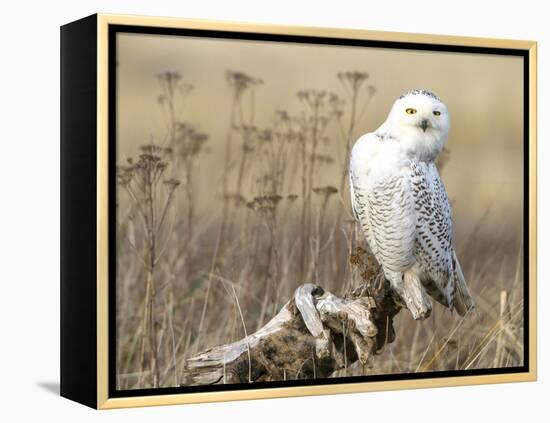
[349,90,474,320]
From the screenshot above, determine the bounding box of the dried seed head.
[226,70,263,96]
[337,71,369,92]
[275,110,290,121]
[257,129,272,143]
[140,144,163,155]
[117,164,135,187]
[312,186,338,201]
[311,154,335,165]
[173,122,209,158]
[163,178,181,190]
[247,194,283,214]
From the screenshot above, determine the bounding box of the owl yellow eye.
[405,108,417,115]
[433,110,441,116]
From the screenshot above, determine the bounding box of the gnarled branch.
[184,261,402,385]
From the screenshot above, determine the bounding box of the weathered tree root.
[184,279,402,385]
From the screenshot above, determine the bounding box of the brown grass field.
[115,69,524,390]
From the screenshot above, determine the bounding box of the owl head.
[384,89,450,160]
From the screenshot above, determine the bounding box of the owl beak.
[420,119,429,132]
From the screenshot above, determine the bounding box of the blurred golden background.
[117,33,524,230]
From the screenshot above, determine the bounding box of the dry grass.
[115,69,523,389]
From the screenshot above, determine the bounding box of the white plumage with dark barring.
[349,89,475,320]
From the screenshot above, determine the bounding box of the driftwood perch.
[184,259,402,385]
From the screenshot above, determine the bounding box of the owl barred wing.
[351,168,417,273]
[351,166,433,318]
[370,175,418,272]
[409,161,455,306]
[349,169,377,256]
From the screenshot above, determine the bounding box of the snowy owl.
[349,89,474,320]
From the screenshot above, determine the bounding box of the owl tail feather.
[402,270,433,320]
[452,251,475,317]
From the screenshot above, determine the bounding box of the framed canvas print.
[60,13,537,409]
